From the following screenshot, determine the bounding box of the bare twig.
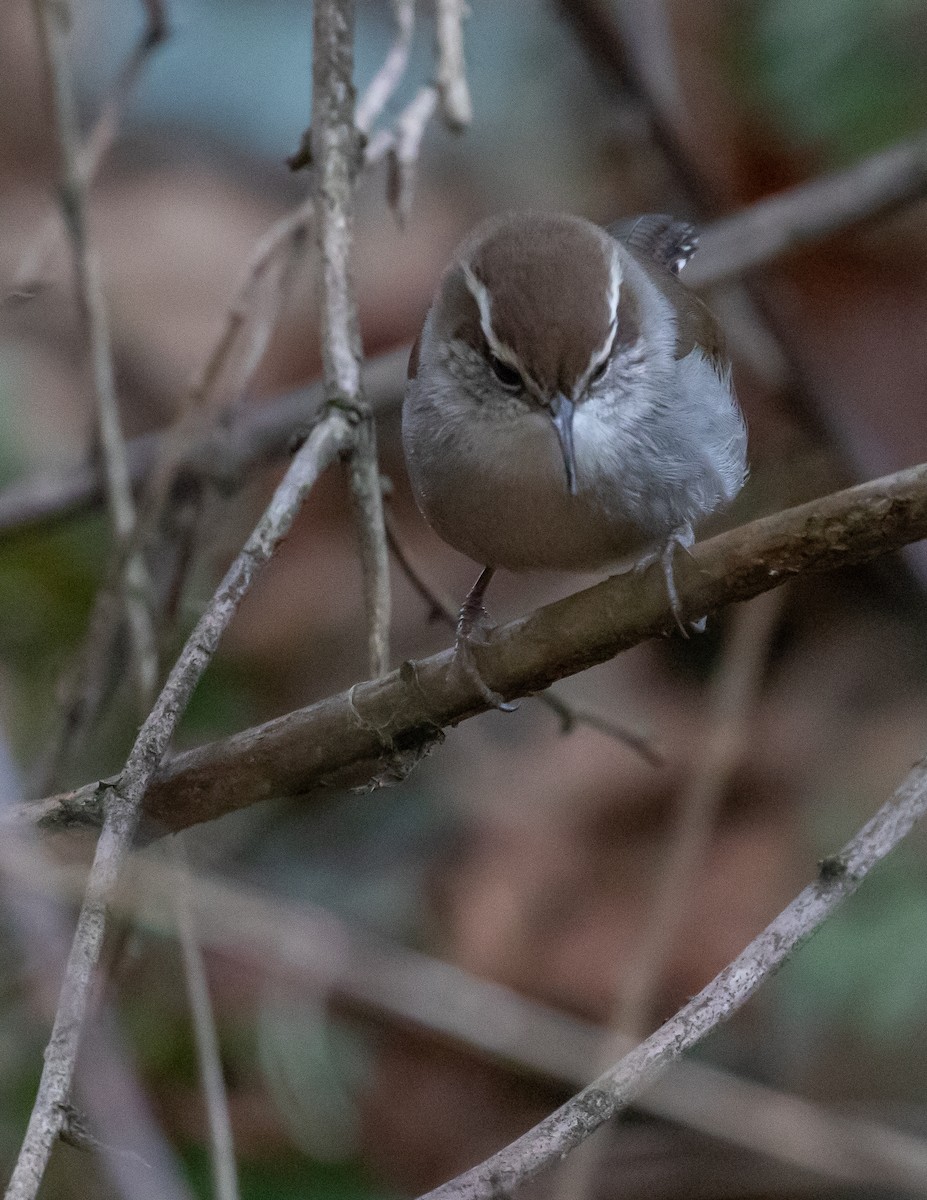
[4,414,351,1200]
[9,845,927,1194]
[612,0,684,127]
[31,0,158,711]
[384,506,662,765]
[388,85,440,224]
[29,579,123,794]
[416,750,927,1200]
[171,842,239,1200]
[535,689,662,768]
[369,84,440,223]
[7,0,169,303]
[39,200,313,790]
[22,460,927,838]
[434,0,472,131]
[687,128,927,289]
[556,0,708,205]
[355,0,416,135]
[365,84,438,167]
[311,0,391,679]
[137,201,314,537]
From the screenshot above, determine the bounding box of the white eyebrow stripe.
[462,263,519,367]
[578,245,623,391]
[605,244,622,330]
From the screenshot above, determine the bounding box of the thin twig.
[434,0,472,131]
[367,84,440,224]
[31,0,158,711]
[41,202,314,789]
[355,0,416,135]
[687,128,927,289]
[10,844,927,1194]
[4,414,352,1200]
[7,0,169,303]
[416,749,927,1200]
[135,202,314,541]
[312,0,391,679]
[384,506,662,765]
[21,459,927,838]
[29,580,123,794]
[535,690,662,768]
[171,841,239,1200]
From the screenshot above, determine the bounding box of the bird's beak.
[549,393,578,496]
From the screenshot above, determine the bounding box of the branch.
[417,749,927,1200]
[21,461,927,838]
[171,842,239,1200]
[4,414,351,1200]
[555,0,709,207]
[616,588,785,1037]
[355,0,416,135]
[11,846,927,1194]
[311,0,391,679]
[686,127,927,289]
[31,0,157,709]
[7,0,168,303]
[434,0,472,131]
[0,709,196,1200]
[374,84,440,225]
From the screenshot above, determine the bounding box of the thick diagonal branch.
[22,461,927,839]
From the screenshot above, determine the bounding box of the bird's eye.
[590,359,609,385]
[488,354,523,391]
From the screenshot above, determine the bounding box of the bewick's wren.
[403,212,747,698]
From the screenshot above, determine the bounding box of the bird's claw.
[454,630,519,712]
[639,526,707,636]
[455,575,518,712]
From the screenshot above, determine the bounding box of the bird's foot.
[638,526,706,636]
[454,567,518,712]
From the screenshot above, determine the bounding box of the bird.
[402,211,747,703]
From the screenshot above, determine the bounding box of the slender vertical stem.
[311,0,391,678]
[173,842,239,1200]
[31,0,158,707]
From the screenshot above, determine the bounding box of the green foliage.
[183,1146,401,1200]
[739,0,927,161]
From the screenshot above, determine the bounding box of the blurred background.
[4,1,927,1197]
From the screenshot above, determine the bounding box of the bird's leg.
[454,566,518,712]
[661,524,706,635]
[637,525,705,635]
